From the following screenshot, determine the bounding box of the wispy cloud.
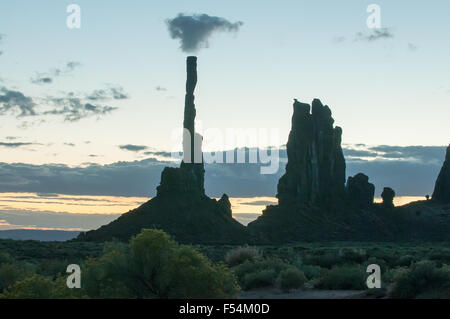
[119,144,149,152]
[355,28,394,42]
[0,142,35,148]
[408,43,419,52]
[0,87,37,117]
[43,97,117,122]
[30,61,82,85]
[86,86,129,101]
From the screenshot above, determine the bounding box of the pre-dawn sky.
[1,0,449,167]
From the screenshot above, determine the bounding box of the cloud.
[0,87,37,117]
[0,210,120,232]
[30,61,82,85]
[0,145,446,198]
[408,43,419,52]
[0,142,34,148]
[43,97,117,122]
[31,76,53,85]
[119,144,148,152]
[86,86,129,101]
[239,200,277,206]
[355,28,394,42]
[166,13,243,52]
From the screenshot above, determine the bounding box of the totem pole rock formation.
[157,56,205,197]
[276,99,346,206]
[432,145,450,203]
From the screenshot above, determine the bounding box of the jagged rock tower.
[277,99,346,206]
[432,145,450,203]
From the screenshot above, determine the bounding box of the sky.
[0,0,449,167]
[0,1,449,232]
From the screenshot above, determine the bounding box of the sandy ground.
[240,288,368,299]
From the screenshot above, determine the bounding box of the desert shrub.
[0,261,36,293]
[316,265,367,290]
[0,251,14,265]
[0,274,74,299]
[300,264,323,280]
[225,246,260,267]
[233,258,291,290]
[389,261,450,299]
[276,268,306,292]
[303,252,343,269]
[37,259,72,277]
[83,229,240,299]
[368,247,398,266]
[242,269,277,290]
[292,258,323,280]
[428,250,450,264]
[365,257,388,272]
[396,255,417,267]
[340,248,367,264]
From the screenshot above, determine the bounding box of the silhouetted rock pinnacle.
[277,99,346,205]
[159,56,205,196]
[381,187,396,208]
[432,145,450,203]
[346,173,375,208]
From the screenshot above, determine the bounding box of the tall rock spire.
[277,99,346,205]
[183,56,198,165]
[432,145,450,203]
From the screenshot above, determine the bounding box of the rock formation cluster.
[77,58,450,244]
[276,99,346,206]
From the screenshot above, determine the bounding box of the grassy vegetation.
[1,238,450,298]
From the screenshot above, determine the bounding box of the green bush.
[83,229,240,299]
[233,258,291,290]
[0,274,74,299]
[316,265,367,290]
[303,252,343,269]
[243,269,277,290]
[0,261,35,293]
[340,248,367,264]
[225,246,260,267]
[300,264,323,280]
[396,255,417,267]
[292,258,323,280]
[389,261,450,299]
[276,268,306,292]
